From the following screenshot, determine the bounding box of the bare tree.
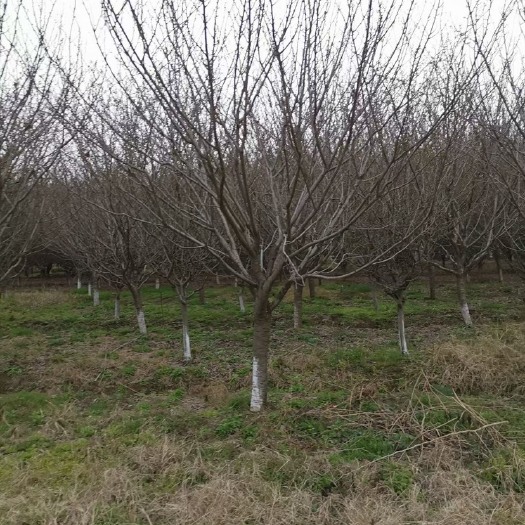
[0,1,71,286]
[93,0,481,411]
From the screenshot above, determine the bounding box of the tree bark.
[235,279,246,313]
[114,292,121,320]
[456,272,473,327]
[199,286,205,305]
[371,286,379,312]
[293,282,303,329]
[77,272,82,290]
[87,283,92,297]
[396,297,409,355]
[181,300,192,362]
[155,278,160,290]
[428,263,436,300]
[308,277,316,298]
[93,280,100,307]
[494,252,504,283]
[130,286,147,334]
[250,290,271,412]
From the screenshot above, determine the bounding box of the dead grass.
[425,324,525,395]
[1,438,524,525]
[5,288,68,308]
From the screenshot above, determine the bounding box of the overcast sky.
[5,0,520,68]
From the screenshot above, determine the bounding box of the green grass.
[0,277,525,523]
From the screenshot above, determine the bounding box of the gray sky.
[6,0,520,68]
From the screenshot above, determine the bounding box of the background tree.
[0,1,71,286]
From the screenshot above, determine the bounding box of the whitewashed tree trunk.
[137,309,147,335]
[456,273,473,327]
[371,286,379,312]
[293,282,303,329]
[77,275,82,289]
[87,283,92,297]
[114,293,121,320]
[250,291,271,412]
[155,278,160,289]
[130,286,147,334]
[235,279,246,313]
[92,274,100,306]
[396,298,409,355]
[181,301,192,362]
[215,274,221,285]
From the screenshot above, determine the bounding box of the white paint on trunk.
[239,293,246,313]
[87,283,92,297]
[293,283,303,329]
[137,309,147,334]
[498,267,504,284]
[397,303,409,355]
[182,325,192,361]
[77,278,82,289]
[250,356,263,412]
[93,289,100,306]
[371,287,379,311]
[114,297,121,320]
[155,278,160,290]
[461,302,473,327]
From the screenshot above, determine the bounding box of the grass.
[0,276,525,523]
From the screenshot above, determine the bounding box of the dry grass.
[425,324,525,395]
[5,288,68,308]
[1,439,524,525]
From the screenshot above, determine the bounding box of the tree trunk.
[93,279,100,306]
[396,297,409,355]
[130,286,147,334]
[114,292,121,320]
[215,274,221,285]
[181,300,192,362]
[87,283,92,297]
[155,278,160,290]
[494,252,504,283]
[371,286,379,312]
[235,279,246,313]
[428,263,436,300]
[199,286,205,305]
[77,272,82,290]
[308,277,316,298]
[250,291,271,412]
[293,282,303,329]
[456,272,473,327]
